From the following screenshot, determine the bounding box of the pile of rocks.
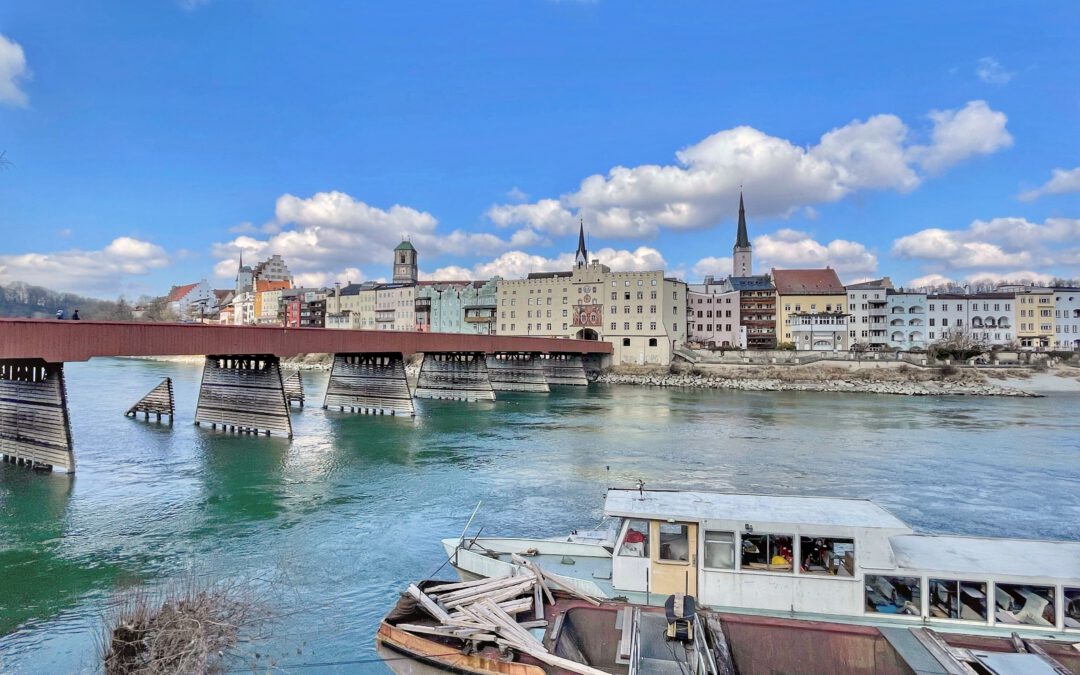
[594,371,1039,397]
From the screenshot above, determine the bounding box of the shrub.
[776,342,797,351]
[939,364,959,377]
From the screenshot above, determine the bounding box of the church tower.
[574,219,588,268]
[733,192,753,277]
[393,239,418,284]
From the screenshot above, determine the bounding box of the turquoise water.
[1,358,1078,672]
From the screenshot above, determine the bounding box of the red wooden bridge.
[0,319,611,474]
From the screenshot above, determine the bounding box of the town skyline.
[2,3,1079,297]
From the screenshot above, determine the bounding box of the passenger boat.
[441,487,1080,639]
[376,576,1080,674]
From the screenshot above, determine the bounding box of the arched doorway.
[575,328,599,341]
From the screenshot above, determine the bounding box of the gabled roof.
[845,277,894,291]
[166,283,198,302]
[729,275,774,292]
[772,268,845,295]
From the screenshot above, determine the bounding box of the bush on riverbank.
[101,580,268,675]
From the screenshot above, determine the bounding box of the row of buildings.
[164,197,1080,364]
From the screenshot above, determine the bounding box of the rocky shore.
[595,368,1040,397]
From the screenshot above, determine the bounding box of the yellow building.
[496,227,686,365]
[1015,287,1054,349]
[772,268,849,350]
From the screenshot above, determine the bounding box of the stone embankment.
[596,366,1039,397]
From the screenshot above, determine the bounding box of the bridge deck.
[0,319,611,363]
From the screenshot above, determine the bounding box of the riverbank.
[597,363,1042,397]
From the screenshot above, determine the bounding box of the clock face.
[583,294,591,304]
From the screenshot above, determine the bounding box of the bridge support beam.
[283,372,304,408]
[541,354,589,386]
[485,353,549,393]
[0,360,75,473]
[323,353,414,416]
[195,355,292,437]
[125,377,175,423]
[414,352,495,402]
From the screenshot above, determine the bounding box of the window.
[637,291,643,300]
[648,338,657,347]
[651,280,657,286]
[650,305,656,313]
[618,520,649,557]
[929,579,987,621]
[799,537,854,576]
[995,583,1055,626]
[865,576,921,615]
[610,322,616,330]
[649,322,656,330]
[623,322,630,330]
[636,322,642,330]
[650,291,657,299]
[625,281,630,287]
[610,305,617,314]
[703,531,735,569]
[637,306,643,314]
[611,281,616,287]
[624,292,631,300]
[741,534,793,572]
[658,523,689,562]
[638,280,643,286]
[624,306,630,314]
[1066,588,1079,629]
[562,309,567,317]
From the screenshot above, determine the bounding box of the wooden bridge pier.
[125,377,175,423]
[323,353,415,416]
[540,354,589,386]
[0,359,76,473]
[413,352,496,402]
[194,355,292,437]
[485,352,550,393]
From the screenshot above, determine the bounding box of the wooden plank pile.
[398,560,607,675]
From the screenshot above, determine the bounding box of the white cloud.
[893,217,1080,272]
[1019,166,1080,201]
[0,237,170,293]
[213,190,534,281]
[426,246,667,281]
[489,102,1011,239]
[293,267,365,288]
[975,57,1014,86]
[755,229,878,275]
[910,270,1055,289]
[691,256,734,279]
[908,273,956,289]
[912,101,1013,174]
[0,33,31,107]
[506,186,529,202]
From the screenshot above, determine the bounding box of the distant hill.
[0,281,142,320]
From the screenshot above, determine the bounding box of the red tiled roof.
[166,283,198,302]
[772,268,845,295]
[254,279,292,293]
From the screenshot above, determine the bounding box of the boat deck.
[492,550,619,597]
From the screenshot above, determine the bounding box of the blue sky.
[1,1,1079,298]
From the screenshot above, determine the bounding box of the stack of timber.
[413,353,496,402]
[0,360,75,473]
[125,377,175,423]
[541,355,588,386]
[323,353,414,415]
[397,559,606,675]
[283,371,304,408]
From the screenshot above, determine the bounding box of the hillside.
[0,281,138,319]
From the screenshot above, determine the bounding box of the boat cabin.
[605,489,1080,634]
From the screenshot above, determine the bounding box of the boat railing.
[692,613,719,675]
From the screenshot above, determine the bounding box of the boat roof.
[890,534,1080,581]
[604,489,911,530]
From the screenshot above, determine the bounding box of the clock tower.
[393,239,418,284]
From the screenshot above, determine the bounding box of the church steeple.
[574,218,588,268]
[733,191,753,276]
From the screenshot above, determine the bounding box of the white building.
[845,278,894,349]
[166,279,216,318]
[687,277,743,348]
[789,312,850,351]
[1053,287,1080,350]
[375,284,416,331]
[926,293,1014,347]
[885,292,928,351]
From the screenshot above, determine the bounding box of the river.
[1,358,1078,672]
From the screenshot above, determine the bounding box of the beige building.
[375,284,416,331]
[325,282,378,329]
[773,268,849,351]
[1015,286,1054,349]
[496,226,686,365]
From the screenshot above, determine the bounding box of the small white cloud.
[755,229,878,275]
[506,186,529,202]
[1019,166,1080,201]
[691,256,734,280]
[228,221,259,234]
[426,246,666,281]
[59,228,73,238]
[0,33,31,107]
[0,237,170,293]
[975,57,1014,85]
[912,100,1013,174]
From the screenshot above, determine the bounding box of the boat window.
[928,579,987,621]
[1065,588,1080,630]
[703,531,735,570]
[799,536,854,576]
[994,583,1056,627]
[617,520,649,557]
[865,576,920,615]
[741,534,793,573]
[658,523,690,562]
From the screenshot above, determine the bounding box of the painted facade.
[417,279,499,335]
[1015,287,1054,348]
[1053,288,1080,349]
[687,279,742,348]
[773,268,848,349]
